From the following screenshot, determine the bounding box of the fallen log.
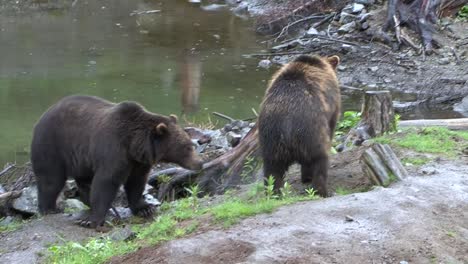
[151,125,261,200]
[361,143,408,186]
[399,118,468,130]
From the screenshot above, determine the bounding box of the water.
[0,0,464,166]
[0,0,273,165]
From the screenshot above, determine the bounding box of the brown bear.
[258,55,341,197]
[31,95,203,229]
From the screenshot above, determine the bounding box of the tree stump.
[358,90,396,138]
[361,143,408,187]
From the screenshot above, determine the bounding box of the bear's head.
[154,115,204,171]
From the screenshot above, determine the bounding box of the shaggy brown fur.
[258,55,341,197]
[31,95,203,229]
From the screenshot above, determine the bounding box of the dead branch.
[212,112,235,122]
[274,14,329,42]
[0,164,16,178]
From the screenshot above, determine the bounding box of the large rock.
[12,186,39,215]
[63,199,87,213]
[0,184,5,194]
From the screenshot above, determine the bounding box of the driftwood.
[150,125,260,200]
[361,143,408,186]
[399,118,468,130]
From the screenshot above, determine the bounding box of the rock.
[339,12,356,24]
[226,131,242,147]
[360,21,369,30]
[200,4,228,11]
[64,199,87,213]
[208,130,230,150]
[352,3,365,13]
[345,215,354,222]
[258,59,272,69]
[63,180,78,198]
[143,193,160,207]
[341,44,356,53]
[0,184,5,194]
[438,57,450,65]
[232,2,248,16]
[306,27,319,36]
[338,21,356,34]
[109,226,136,242]
[109,207,133,220]
[368,66,379,72]
[231,126,241,133]
[418,166,438,175]
[12,186,39,215]
[454,95,468,117]
[400,261,409,264]
[340,76,354,85]
[358,13,372,22]
[337,65,347,71]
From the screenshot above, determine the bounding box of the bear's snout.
[187,158,204,171]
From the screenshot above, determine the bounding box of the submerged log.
[399,118,468,130]
[361,143,408,186]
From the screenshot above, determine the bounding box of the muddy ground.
[0,146,466,264]
[109,159,468,264]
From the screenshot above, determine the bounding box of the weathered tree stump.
[358,91,396,138]
[361,143,408,187]
[337,91,396,152]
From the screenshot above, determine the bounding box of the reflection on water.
[0,0,272,165]
[0,0,463,166]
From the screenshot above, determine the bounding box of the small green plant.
[157,174,171,184]
[264,175,278,200]
[240,155,258,183]
[446,230,456,238]
[304,187,318,199]
[457,5,468,20]
[184,184,201,209]
[280,182,293,198]
[336,111,361,136]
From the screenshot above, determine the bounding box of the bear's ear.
[327,55,340,70]
[169,114,178,123]
[155,123,168,136]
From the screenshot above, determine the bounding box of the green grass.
[45,181,320,263]
[334,186,353,196]
[401,156,431,166]
[0,217,23,233]
[375,127,468,156]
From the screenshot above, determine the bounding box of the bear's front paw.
[135,204,155,218]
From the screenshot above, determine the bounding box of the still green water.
[0,0,274,165]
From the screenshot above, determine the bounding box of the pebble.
[306,27,319,36]
[369,66,379,72]
[258,59,272,69]
[345,215,354,222]
[438,57,450,65]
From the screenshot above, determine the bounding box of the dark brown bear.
[258,55,341,197]
[31,95,203,229]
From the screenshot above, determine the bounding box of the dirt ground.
[109,158,468,264]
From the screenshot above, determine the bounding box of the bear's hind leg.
[79,173,121,229]
[263,160,288,193]
[36,165,66,214]
[301,156,329,197]
[125,165,153,218]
